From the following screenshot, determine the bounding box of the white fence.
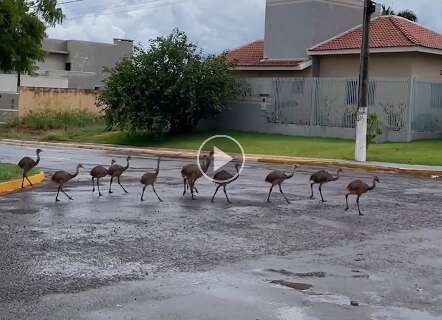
[205,77,442,142]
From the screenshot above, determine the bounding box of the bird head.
[337,168,343,173]
[78,164,84,169]
[127,156,132,161]
[374,176,380,183]
[111,159,116,165]
[36,148,43,154]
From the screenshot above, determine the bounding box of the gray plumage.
[345,176,380,216]
[51,164,83,202]
[265,165,297,204]
[310,168,343,202]
[90,159,115,196]
[140,157,162,202]
[108,156,131,194]
[211,163,241,204]
[18,148,42,188]
[181,152,213,200]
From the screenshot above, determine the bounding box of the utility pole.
[355,0,376,162]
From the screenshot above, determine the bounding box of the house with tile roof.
[227,1,442,81]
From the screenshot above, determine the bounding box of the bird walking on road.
[211,163,241,204]
[90,160,115,196]
[265,165,297,204]
[52,164,84,202]
[18,148,42,188]
[140,157,162,202]
[310,168,343,202]
[345,176,380,216]
[181,152,213,200]
[108,156,131,194]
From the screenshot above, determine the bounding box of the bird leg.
[266,185,274,203]
[152,184,163,202]
[117,177,128,194]
[92,177,95,193]
[194,186,199,194]
[56,185,61,202]
[141,185,146,202]
[309,182,315,199]
[279,184,290,204]
[223,185,231,204]
[211,184,221,202]
[183,179,187,196]
[189,181,196,200]
[109,177,114,194]
[61,186,73,200]
[97,178,102,197]
[319,184,326,203]
[21,174,26,189]
[345,194,350,211]
[356,195,364,216]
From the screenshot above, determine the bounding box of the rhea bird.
[108,156,131,194]
[181,151,214,200]
[211,162,241,204]
[90,159,115,196]
[18,148,42,188]
[310,168,343,202]
[345,176,380,216]
[140,157,162,202]
[265,165,297,204]
[51,164,84,202]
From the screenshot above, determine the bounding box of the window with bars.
[345,80,376,106]
[431,83,442,109]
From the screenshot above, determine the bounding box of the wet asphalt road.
[0,142,441,319]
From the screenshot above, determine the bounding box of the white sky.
[48,0,442,53]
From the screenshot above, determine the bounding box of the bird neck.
[70,166,80,179]
[35,153,41,166]
[202,156,212,173]
[285,167,296,179]
[369,179,377,191]
[124,159,130,171]
[155,158,160,176]
[333,170,341,181]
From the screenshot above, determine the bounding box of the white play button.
[197,135,246,183]
[213,146,233,172]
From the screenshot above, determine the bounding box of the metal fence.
[212,77,442,142]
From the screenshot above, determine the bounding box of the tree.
[98,29,241,135]
[381,4,417,22]
[0,1,64,74]
[397,10,417,22]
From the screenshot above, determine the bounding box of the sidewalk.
[2,138,442,177]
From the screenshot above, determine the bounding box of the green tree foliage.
[367,113,383,149]
[381,4,417,22]
[98,29,241,134]
[0,0,63,74]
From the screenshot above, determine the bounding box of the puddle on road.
[270,280,313,291]
[266,269,326,278]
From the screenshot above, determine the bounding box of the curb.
[0,171,46,194]
[2,139,442,177]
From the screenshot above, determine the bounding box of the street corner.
[0,171,46,194]
[197,134,246,184]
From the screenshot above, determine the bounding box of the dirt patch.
[270,280,313,291]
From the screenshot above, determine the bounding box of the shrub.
[11,109,103,130]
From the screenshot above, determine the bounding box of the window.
[431,83,442,109]
[346,80,375,106]
[65,63,71,71]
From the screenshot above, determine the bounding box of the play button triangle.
[213,146,233,172]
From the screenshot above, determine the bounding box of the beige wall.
[18,87,100,117]
[234,68,312,78]
[317,52,442,80]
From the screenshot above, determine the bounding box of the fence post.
[407,77,416,142]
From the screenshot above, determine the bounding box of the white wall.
[0,74,18,92]
[0,73,68,90]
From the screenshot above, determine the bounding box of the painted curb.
[0,171,45,194]
[2,139,442,177]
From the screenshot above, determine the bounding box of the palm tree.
[381,5,418,22]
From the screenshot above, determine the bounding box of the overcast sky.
[48,0,442,53]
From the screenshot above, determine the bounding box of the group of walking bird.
[17,148,380,215]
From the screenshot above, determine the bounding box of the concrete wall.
[18,87,100,117]
[0,74,18,92]
[37,53,67,71]
[264,0,368,59]
[317,52,442,80]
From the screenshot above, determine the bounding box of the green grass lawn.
[0,163,38,182]
[1,125,442,166]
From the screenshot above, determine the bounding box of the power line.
[58,0,86,4]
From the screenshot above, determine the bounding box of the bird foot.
[99,193,103,197]
[158,199,163,202]
[345,208,349,212]
[69,197,73,201]
[56,199,60,202]
[322,200,327,203]
[359,213,364,216]
[109,191,113,194]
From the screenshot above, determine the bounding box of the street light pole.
[355,0,376,162]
